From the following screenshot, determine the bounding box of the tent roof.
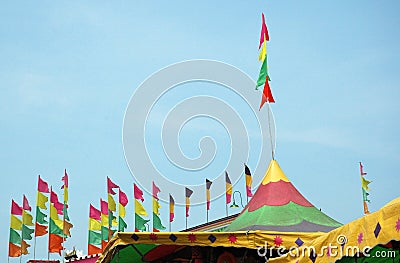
[226,160,342,232]
[269,197,400,263]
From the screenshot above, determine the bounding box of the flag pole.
[20,196,23,263]
[185,216,188,230]
[267,103,275,160]
[33,180,38,261]
[47,187,51,261]
[226,204,228,217]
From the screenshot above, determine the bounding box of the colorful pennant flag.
[88,204,102,255]
[185,187,193,217]
[134,184,149,232]
[169,194,175,223]
[118,188,128,232]
[152,181,165,231]
[62,170,73,238]
[256,12,275,109]
[9,200,22,257]
[106,177,118,240]
[48,188,64,255]
[245,164,253,198]
[35,176,49,237]
[22,197,34,249]
[205,179,212,211]
[359,162,371,214]
[225,172,232,204]
[100,199,111,250]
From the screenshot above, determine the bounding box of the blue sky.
[1,1,399,261]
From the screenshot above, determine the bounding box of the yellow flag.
[89,218,101,231]
[152,197,161,215]
[134,199,148,216]
[119,203,126,218]
[10,215,22,230]
[22,211,34,226]
[101,214,108,226]
[50,204,60,221]
[361,177,371,191]
[54,217,63,230]
[108,194,116,212]
[37,192,48,210]
[258,36,267,61]
[64,187,68,204]
[112,217,118,226]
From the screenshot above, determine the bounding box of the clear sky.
[1,1,399,261]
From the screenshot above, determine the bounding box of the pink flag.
[38,175,50,193]
[23,195,31,211]
[11,200,23,215]
[100,199,108,215]
[50,190,64,215]
[107,177,119,195]
[89,204,101,220]
[119,189,128,207]
[359,162,367,176]
[134,184,144,202]
[258,13,270,49]
[61,169,68,189]
[152,181,161,200]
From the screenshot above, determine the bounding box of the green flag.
[135,214,149,231]
[49,219,66,237]
[22,225,34,240]
[152,213,166,230]
[9,228,21,244]
[63,204,70,221]
[118,217,127,232]
[36,207,48,224]
[256,57,270,89]
[88,230,102,246]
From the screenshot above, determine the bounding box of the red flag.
[61,169,69,189]
[88,244,102,255]
[23,195,31,211]
[134,184,144,201]
[11,200,23,216]
[259,13,270,49]
[38,175,50,193]
[48,233,63,255]
[119,189,128,207]
[259,78,275,109]
[35,222,48,237]
[152,181,161,200]
[107,177,119,195]
[89,204,101,220]
[8,242,22,257]
[100,199,108,215]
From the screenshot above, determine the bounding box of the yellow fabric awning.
[97,230,323,263]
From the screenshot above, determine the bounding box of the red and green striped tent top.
[226,160,341,232]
